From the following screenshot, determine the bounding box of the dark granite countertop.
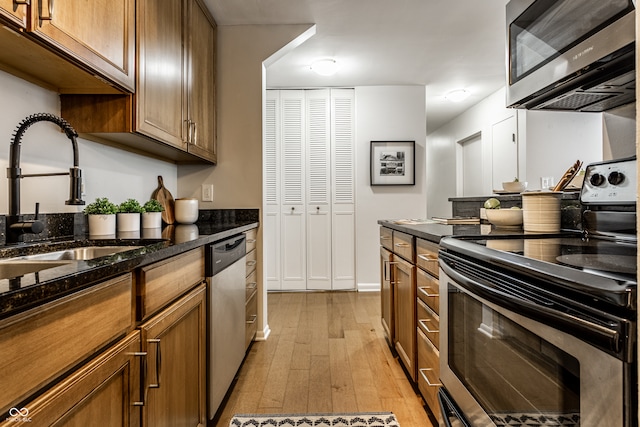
[378,219,485,243]
[0,211,259,320]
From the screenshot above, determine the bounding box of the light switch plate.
[202,184,214,202]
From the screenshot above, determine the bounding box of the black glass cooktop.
[466,234,637,282]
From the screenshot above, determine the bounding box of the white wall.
[426,87,611,218]
[523,110,603,188]
[426,88,515,218]
[0,70,177,215]
[355,86,427,289]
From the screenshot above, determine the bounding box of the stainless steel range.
[438,157,637,427]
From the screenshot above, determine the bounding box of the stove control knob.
[608,171,625,186]
[589,173,606,187]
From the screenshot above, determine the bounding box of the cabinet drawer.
[379,227,393,251]
[245,289,258,349]
[417,268,440,313]
[245,228,257,253]
[0,274,133,416]
[246,269,258,300]
[417,327,442,421]
[137,248,205,320]
[393,231,414,262]
[416,238,439,277]
[417,298,439,349]
[246,248,257,278]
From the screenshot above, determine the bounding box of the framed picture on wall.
[370,141,415,186]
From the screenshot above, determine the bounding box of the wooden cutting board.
[151,176,175,224]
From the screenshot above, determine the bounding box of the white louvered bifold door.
[330,89,356,290]
[264,90,282,290]
[279,90,307,290]
[305,89,332,290]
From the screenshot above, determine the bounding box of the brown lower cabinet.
[393,255,416,381]
[3,331,143,427]
[139,284,207,427]
[379,226,442,424]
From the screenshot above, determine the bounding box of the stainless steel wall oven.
[438,157,637,427]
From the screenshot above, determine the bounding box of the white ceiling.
[204,0,509,132]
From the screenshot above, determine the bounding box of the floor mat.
[229,412,400,427]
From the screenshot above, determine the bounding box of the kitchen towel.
[229,412,400,427]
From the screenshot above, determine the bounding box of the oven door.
[439,255,628,427]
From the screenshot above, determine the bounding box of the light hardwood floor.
[212,291,434,427]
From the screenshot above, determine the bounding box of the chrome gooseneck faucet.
[7,113,85,243]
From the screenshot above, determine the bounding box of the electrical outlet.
[202,184,214,202]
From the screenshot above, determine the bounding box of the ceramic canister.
[174,198,199,224]
[521,191,563,233]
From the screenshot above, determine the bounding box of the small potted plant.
[84,197,118,236]
[117,198,144,232]
[142,199,164,229]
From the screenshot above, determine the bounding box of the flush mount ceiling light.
[310,59,339,76]
[445,89,471,102]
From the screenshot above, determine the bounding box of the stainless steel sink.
[10,246,143,262]
[0,260,72,279]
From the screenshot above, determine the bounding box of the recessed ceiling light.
[445,89,471,102]
[310,59,339,76]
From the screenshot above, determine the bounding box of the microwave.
[506,0,636,112]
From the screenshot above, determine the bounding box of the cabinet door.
[380,247,394,345]
[330,89,355,290]
[306,89,331,290]
[394,256,416,381]
[140,284,206,427]
[136,0,187,150]
[0,0,27,28]
[186,0,217,162]
[30,0,135,91]
[280,90,306,290]
[11,332,142,427]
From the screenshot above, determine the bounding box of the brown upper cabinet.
[0,0,27,28]
[61,0,217,164]
[0,0,135,93]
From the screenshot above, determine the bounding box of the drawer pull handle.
[418,286,439,298]
[40,0,54,21]
[246,314,257,324]
[247,281,258,290]
[419,319,439,334]
[417,254,438,263]
[132,351,148,406]
[383,260,398,281]
[247,239,256,244]
[380,236,391,240]
[394,243,410,248]
[247,260,257,267]
[419,368,442,387]
[148,338,162,389]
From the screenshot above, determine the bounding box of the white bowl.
[485,208,523,228]
[502,181,527,192]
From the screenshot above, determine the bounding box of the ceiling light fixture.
[445,89,471,102]
[310,59,339,76]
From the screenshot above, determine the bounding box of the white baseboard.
[255,324,271,341]
[357,282,380,292]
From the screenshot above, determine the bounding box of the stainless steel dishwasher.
[206,233,246,419]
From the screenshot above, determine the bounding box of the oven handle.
[440,256,622,355]
[438,388,471,427]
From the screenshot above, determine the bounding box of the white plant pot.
[117,213,141,232]
[88,214,116,237]
[142,211,162,229]
[175,198,199,224]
